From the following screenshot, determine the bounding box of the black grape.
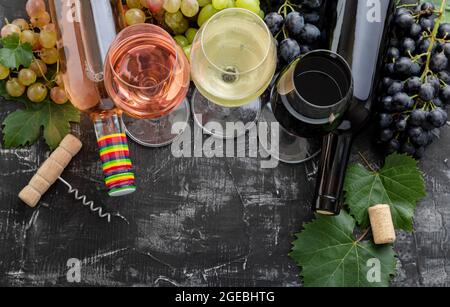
[375,2,450,159]
[263,0,325,71]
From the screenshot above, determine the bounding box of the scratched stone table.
[1,0,450,287]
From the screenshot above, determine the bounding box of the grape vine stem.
[421,0,447,81]
[358,152,377,173]
[356,228,371,243]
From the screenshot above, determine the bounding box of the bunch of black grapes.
[262,0,325,69]
[377,2,450,159]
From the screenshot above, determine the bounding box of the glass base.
[109,186,137,197]
[122,99,190,147]
[191,89,261,139]
[259,103,322,164]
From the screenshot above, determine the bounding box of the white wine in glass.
[190,8,277,138]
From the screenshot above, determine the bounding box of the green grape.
[50,87,68,104]
[235,0,260,14]
[125,8,146,25]
[165,11,189,34]
[40,48,58,64]
[127,0,142,8]
[33,32,41,49]
[227,0,236,8]
[26,0,46,18]
[30,59,47,77]
[258,9,264,19]
[185,28,198,43]
[174,19,189,34]
[18,68,37,86]
[6,78,26,97]
[197,4,219,27]
[183,44,191,60]
[27,82,48,103]
[20,30,37,47]
[198,0,212,7]
[1,24,21,38]
[39,26,57,48]
[0,64,10,80]
[165,10,182,28]
[31,11,50,28]
[12,19,30,31]
[54,73,64,88]
[173,35,189,47]
[163,0,181,13]
[180,0,199,18]
[212,0,228,10]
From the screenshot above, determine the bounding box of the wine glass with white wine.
[190,8,277,139]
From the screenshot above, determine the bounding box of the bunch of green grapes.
[0,0,67,105]
[121,0,265,59]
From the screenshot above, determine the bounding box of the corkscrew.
[19,134,128,224]
[57,177,128,224]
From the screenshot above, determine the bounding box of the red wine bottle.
[313,0,396,215]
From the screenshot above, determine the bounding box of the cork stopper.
[368,204,396,245]
[19,134,82,208]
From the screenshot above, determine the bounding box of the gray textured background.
[0,0,449,287]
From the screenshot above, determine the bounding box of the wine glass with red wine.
[260,50,353,165]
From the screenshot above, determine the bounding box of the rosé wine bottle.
[49,0,136,196]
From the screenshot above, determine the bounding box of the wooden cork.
[369,204,396,245]
[18,134,82,208]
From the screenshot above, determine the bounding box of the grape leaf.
[2,106,43,148]
[1,34,23,49]
[0,34,33,69]
[2,100,80,150]
[290,211,396,287]
[41,102,80,149]
[344,153,426,232]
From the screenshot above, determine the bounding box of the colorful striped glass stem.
[94,114,136,197]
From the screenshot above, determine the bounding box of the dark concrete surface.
[0,0,449,287]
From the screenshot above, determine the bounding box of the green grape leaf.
[0,34,33,69]
[290,211,397,287]
[2,99,80,150]
[0,34,22,49]
[344,153,426,232]
[41,101,80,150]
[2,106,43,148]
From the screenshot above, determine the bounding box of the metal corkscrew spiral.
[18,134,129,224]
[58,177,114,223]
